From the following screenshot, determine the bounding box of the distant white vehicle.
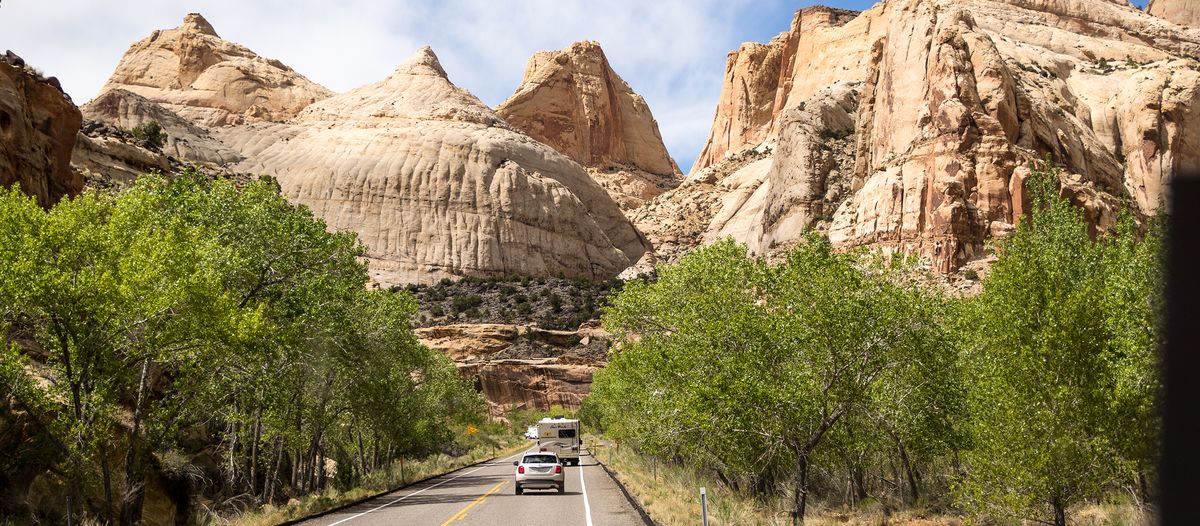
[536,416,581,465]
[525,426,538,440]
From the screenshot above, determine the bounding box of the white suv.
[513,452,565,494]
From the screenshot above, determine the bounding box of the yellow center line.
[439,480,507,525]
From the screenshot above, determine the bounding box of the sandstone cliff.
[220,47,651,286]
[97,13,332,126]
[0,52,82,208]
[661,0,1200,272]
[416,323,608,416]
[1148,0,1200,28]
[498,41,681,210]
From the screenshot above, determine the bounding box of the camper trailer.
[536,416,581,465]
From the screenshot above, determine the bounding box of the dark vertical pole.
[1163,176,1200,525]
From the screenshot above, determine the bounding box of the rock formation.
[1148,0,1200,28]
[81,89,242,164]
[72,120,172,186]
[416,323,608,416]
[97,13,332,126]
[0,51,82,208]
[658,0,1200,272]
[83,15,653,287]
[498,41,681,210]
[219,47,651,286]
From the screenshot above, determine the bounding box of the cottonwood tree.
[591,236,954,525]
[956,164,1163,526]
[0,174,482,524]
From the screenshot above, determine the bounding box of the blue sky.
[0,0,1150,172]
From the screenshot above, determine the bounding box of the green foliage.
[0,172,481,522]
[588,235,960,519]
[130,120,166,150]
[954,163,1162,526]
[588,162,1162,522]
[451,294,483,313]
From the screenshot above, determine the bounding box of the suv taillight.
[555,465,562,474]
[518,465,525,474]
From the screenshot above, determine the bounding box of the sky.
[0,0,1147,171]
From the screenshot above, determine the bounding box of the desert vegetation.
[584,164,1162,526]
[405,275,623,330]
[0,171,485,524]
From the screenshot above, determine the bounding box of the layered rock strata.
[415,323,608,416]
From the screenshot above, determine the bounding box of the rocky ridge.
[498,41,682,210]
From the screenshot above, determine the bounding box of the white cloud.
[0,0,781,170]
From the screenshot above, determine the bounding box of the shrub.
[130,121,166,150]
[452,294,483,313]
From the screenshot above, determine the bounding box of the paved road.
[298,447,647,526]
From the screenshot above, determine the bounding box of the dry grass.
[222,442,528,526]
[588,437,1150,526]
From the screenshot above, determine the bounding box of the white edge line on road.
[325,451,525,526]
[579,451,594,526]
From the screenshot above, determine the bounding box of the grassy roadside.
[227,440,528,526]
[587,436,1149,526]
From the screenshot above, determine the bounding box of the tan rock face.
[499,41,677,175]
[0,55,82,208]
[220,47,651,286]
[81,89,242,164]
[497,41,681,209]
[1148,0,1200,28]
[98,13,332,126]
[691,7,862,174]
[416,323,607,415]
[669,0,1200,272]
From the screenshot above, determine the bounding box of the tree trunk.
[792,453,810,526]
[249,405,262,496]
[98,437,115,523]
[119,359,151,526]
[1052,495,1066,526]
[896,439,919,505]
[356,429,368,479]
[851,465,868,504]
[265,436,283,503]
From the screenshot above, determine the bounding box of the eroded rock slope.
[649,0,1200,272]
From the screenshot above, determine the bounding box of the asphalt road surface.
[298,448,647,526]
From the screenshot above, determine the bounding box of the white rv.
[536,416,581,465]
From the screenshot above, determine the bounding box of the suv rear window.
[523,454,557,464]
[558,429,577,438]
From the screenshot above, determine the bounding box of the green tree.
[130,121,166,150]
[590,236,957,524]
[956,164,1162,526]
